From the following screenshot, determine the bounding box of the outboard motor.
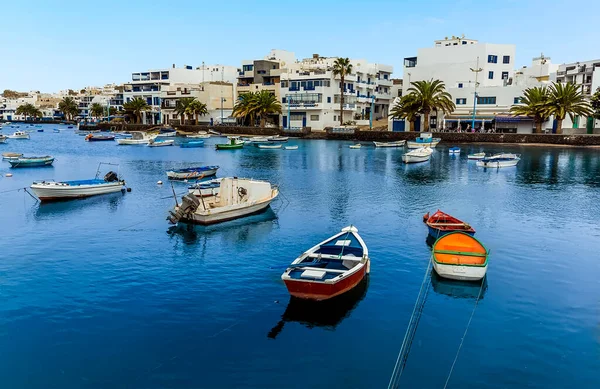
[104,171,119,182]
[167,193,201,224]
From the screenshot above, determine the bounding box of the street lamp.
[369,95,375,129]
[470,56,483,132]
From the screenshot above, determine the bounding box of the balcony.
[377,78,393,86]
[289,86,300,91]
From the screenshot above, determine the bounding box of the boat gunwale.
[432,232,489,268]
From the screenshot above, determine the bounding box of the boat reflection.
[32,192,124,220]
[430,271,488,300]
[268,278,369,339]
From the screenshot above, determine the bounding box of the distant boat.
[180,140,204,148]
[281,225,370,301]
[67,125,74,129]
[167,177,279,225]
[247,136,270,143]
[0,135,7,143]
[187,133,210,139]
[188,178,222,197]
[284,145,298,150]
[349,144,362,149]
[116,131,156,145]
[432,232,489,281]
[208,129,222,136]
[148,139,174,147]
[216,137,243,150]
[85,134,115,142]
[258,144,282,149]
[7,131,29,139]
[402,147,433,163]
[166,165,219,180]
[53,129,61,133]
[467,152,486,160]
[373,140,406,148]
[2,152,22,160]
[30,167,126,202]
[9,155,54,168]
[423,210,475,239]
[449,147,461,154]
[268,135,289,142]
[407,132,440,149]
[37,129,44,132]
[157,128,177,137]
[476,153,521,168]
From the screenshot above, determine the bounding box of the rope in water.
[442,275,486,389]
[387,258,433,389]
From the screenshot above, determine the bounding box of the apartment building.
[160,82,234,124]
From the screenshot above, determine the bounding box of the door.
[587,117,594,134]
[392,120,405,132]
[414,116,421,132]
[552,119,557,134]
[302,116,306,128]
[282,116,287,129]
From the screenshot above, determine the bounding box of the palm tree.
[16,103,36,121]
[123,97,150,124]
[185,99,209,123]
[406,79,455,132]
[90,103,105,119]
[232,93,257,126]
[58,97,79,121]
[31,107,43,119]
[389,95,421,132]
[510,86,550,133]
[544,82,593,134]
[253,91,282,127]
[174,97,196,124]
[332,58,353,126]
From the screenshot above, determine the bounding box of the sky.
[1,0,599,93]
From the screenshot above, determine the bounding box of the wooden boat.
[373,140,406,148]
[432,232,489,281]
[167,177,279,225]
[7,131,30,139]
[2,152,22,160]
[116,131,156,145]
[284,145,298,150]
[258,144,282,149]
[166,165,219,180]
[349,144,362,149]
[148,139,174,147]
[9,156,54,167]
[402,147,433,163]
[187,133,210,139]
[467,152,486,160]
[247,136,270,143]
[156,128,177,137]
[476,153,520,168]
[281,226,370,301]
[268,135,289,142]
[180,140,204,148]
[423,210,475,238]
[449,147,461,154]
[216,137,244,150]
[30,165,125,201]
[188,178,222,197]
[407,132,440,149]
[85,134,115,142]
[0,135,7,143]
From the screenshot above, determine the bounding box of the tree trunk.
[260,116,266,128]
[340,75,344,126]
[556,118,563,134]
[535,120,542,133]
[409,120,414,132]
[423,110,430,132]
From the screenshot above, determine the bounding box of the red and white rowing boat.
[423,210,475,239]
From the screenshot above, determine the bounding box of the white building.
[123,64,237,124]
[160,82,235,125]
[397,36,555,133]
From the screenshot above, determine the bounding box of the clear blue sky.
[1,0,598,92]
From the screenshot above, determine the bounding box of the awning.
[445,115,496,121]
[495,116,533,123]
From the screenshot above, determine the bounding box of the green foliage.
[90,103,106,118]
[590,87,600,120]
[122,97,150,123]
[232,91,282,127]
[544,82,593,134]
[174,97,196,122]
[16,103,41,119]
[185,100,209,122]
[58,97,79,121]
[389,94,422,131]
[510,86,550,133]
[332,57,353,126]
[407,79,455,131]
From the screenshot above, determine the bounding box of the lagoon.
[0,124,599,388]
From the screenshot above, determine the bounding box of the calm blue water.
[1,124,599,388]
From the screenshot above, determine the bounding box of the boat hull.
[476,160,519,168]
[283,263,368,301]
[433,261,487,281]
[167,168,218,180]
[30,182,125,202]
[402,154,431,163]
[407,140,439,149]
[180,199,273,225]
[216,144,243,150]
[9,158,54,167]
[180,141,204,148]
[148,140,174,147]
[116,139,150,145]
[427,225,475,238]
[373,141,406,148]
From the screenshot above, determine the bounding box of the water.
[1,124,599,388]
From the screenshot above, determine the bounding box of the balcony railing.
[289,86,300,91]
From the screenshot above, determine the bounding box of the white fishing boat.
[148,139,174,147]
[258,144,282,149]
[0,135,7,143]
[156,128,177,137]
[116,131,156,145]
[349,144,362,149]
[449,147,461,154]
[402,147,433,163]
[166,165,219,180]
[248,136,270,143]
[284,145,298,150]
[268,135,289,142]
[467,152,486,160]
[373,140,406,148]
[187,133,210,139]
[30,164,126,202]
[407,132,440,149]
[167,177,279,225]
[2,152,22,160]
[476,153,521,168]
[7,131,30,139]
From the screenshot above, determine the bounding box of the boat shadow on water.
[430,271,488,300]
[32,192,125,220]
[267,277,369,339]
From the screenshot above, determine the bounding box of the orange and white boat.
[432,232,489,281]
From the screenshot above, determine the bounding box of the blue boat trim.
[172,166,219,173]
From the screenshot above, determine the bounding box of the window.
[488,71,494,79]
[282,97,286,103]
[503,56,510,64]
[514,97,521,104]
[456,98,467,105]
[153,97,160,106]
[462,41,467,45]
[502,72,509,80]
[310,115,319,121]
[477,96,496,105]
[290,113,304,121]
[458,83,463,88]
[327,97,331,103]
[384,74,389,80]
[488,55,498,64]
[281,80,288,87]
[333,115,337,121]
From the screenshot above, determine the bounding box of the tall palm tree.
[332,58,353,126]
[122,97,150,124]
[253,91,282,127]
[185,99,209,123]
[389,95,421,132]
[232,93,257,126]
[407,79,455,132]
[31,106,42,119]
[174,97,196,124]
[90,103,105,119]
[58,97,79,121]
[544,82,593,134]
[510,86,550,133]
[16,103,36,121]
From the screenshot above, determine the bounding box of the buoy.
[157,181,163,185]
[6,173,13,177]
[126,187,132,192]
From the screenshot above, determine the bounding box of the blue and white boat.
[180,140,204,148]
[449,146,461,154]
[476,153,521,168]
[188,178,222,197]
[166,165,219,180]
[30,164,126,202]
[9,155,54,167]
[407,132,441,149]
[157,128,177,137]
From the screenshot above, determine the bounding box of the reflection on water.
[430,271,487,300]
[267,278,369,339]
[32,192,125,220]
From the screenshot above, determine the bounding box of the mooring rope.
[387,259,433,389]
[442,275,486,389]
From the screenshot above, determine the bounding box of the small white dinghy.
[373,140,406,148]
[476,153,521,168]
[7,131,30,139]
[187,133,210,139]
[402,147,433,163]
[449,147,461,154]
[258,144,282,149]
[148,139,174,147]
[116,131,156,145]
[0,135,7,143]
[284,145,298,150]
[349,144,362,149]
[467,152,486,160]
